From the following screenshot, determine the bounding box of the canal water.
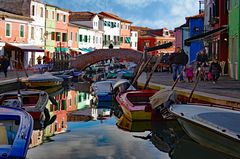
[27,86,236,159]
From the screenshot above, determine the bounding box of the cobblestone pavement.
[141,72,240,99]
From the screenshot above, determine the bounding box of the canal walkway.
[138,72,240,108]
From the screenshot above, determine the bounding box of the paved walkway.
[0,70,34,82]
[138,72,240,107]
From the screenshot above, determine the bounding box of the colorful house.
[99,12,122,49]
[120,20,132,49]
[137,27,175,55]
[45,4,57,58]
[54,7,69,54]
[69,12,104,50]
[130,27,138,50]
[228,0,239,80]
[68,23,79,57]
[186,14,205,63]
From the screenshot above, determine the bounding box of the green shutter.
[6,23,10,36]
[20,25,24,37]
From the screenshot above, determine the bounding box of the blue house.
[186,14,204,63]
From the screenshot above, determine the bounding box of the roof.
[98,12,132,23]
[5,43,44,52]
[186,13,204,20]
[131,26,152,31]
[69,11,98,21]
[70,22,92,29]
[0,10,33,21]
[46,3,70,12]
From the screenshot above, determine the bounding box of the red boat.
[116,90,158,121]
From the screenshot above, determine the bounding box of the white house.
[98,12,121,49]
[130,31,138,50]
[69,12,104,50]
[28,0,45,65]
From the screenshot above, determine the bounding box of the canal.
[26,85,236,159]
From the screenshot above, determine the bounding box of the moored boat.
[90,79,118,104]
[0,106,33,159]
[116,90,157,121]
[169,104,240,158]
[21,72,63,89]
[0,90,48,121]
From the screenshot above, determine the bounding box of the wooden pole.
[131,56,153,86]
[143,55,162,89]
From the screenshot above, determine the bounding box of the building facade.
[187,14,204,63]
[69,12,104,50]
[228,0,239,80]
[99,12,122,49]
[45,4,56,57]
[138,28,175,55]
[68,23,79,56]
[120,21,132,48]
[130,30,138,50]
[54,8,69,54]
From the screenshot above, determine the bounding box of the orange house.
[120,21,132,49]
[54,7,69,54]
[66,90,78,112]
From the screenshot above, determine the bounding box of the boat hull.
[116,90,157,121]
[178,118,240,158]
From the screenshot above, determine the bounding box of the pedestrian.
[196,49,208,67]
[209,58,222,84]
[184,64,194,83]
[37,55,42,65]
[1,56,10,78]
[169,47,189,82]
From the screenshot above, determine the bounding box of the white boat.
[169,104,240,158]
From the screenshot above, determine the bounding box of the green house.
[229,0,240,80]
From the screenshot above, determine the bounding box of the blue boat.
[0,106,33,159]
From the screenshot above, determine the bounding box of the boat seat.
[0,124,9,145]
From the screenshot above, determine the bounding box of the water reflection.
[27,84,238,159]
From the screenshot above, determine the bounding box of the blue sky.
[44,0,199,30]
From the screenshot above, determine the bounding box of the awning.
[185,26,228,46]
[5,43,44,52]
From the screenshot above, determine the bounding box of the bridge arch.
[71,49,144,70]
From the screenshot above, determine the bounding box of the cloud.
[44,0,199,29]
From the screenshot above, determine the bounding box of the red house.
[137,27,175,55]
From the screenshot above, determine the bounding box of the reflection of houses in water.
[77,92,92,110]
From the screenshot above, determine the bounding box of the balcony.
[209,17,219,26]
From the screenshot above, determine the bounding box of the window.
[63,15,66,22]
[46,10,48,19]
[104,21,107,26]
[56,32,61,41]
[84,35,88,42]
[70,32,73,40]
[52,11,55,19]
[5,23,11,37]
[31,5,35,16]
[88,35,91,42]
[135,42,137,47]
[93,36,95,43]
[40,7,44,17]
[117,23,119,28]
[96,37,98,44]
[20,25,25,38]
[79,35,83,42]
[75,32,78,41]
[56,13,60,21]
[31,27,34,39]
[40,28,43,39]
[51,32,55,40]
[62,33,67,42]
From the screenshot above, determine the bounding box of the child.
[209,59,222,84]
[184,64,194,83]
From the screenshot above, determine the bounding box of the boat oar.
[188,67,201,103]
[132,56,153,86]
[144,55,162,89]
[171,67,185,90]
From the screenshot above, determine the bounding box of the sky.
[44,0,200,30]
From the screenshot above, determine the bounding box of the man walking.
[169,47,188,82]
